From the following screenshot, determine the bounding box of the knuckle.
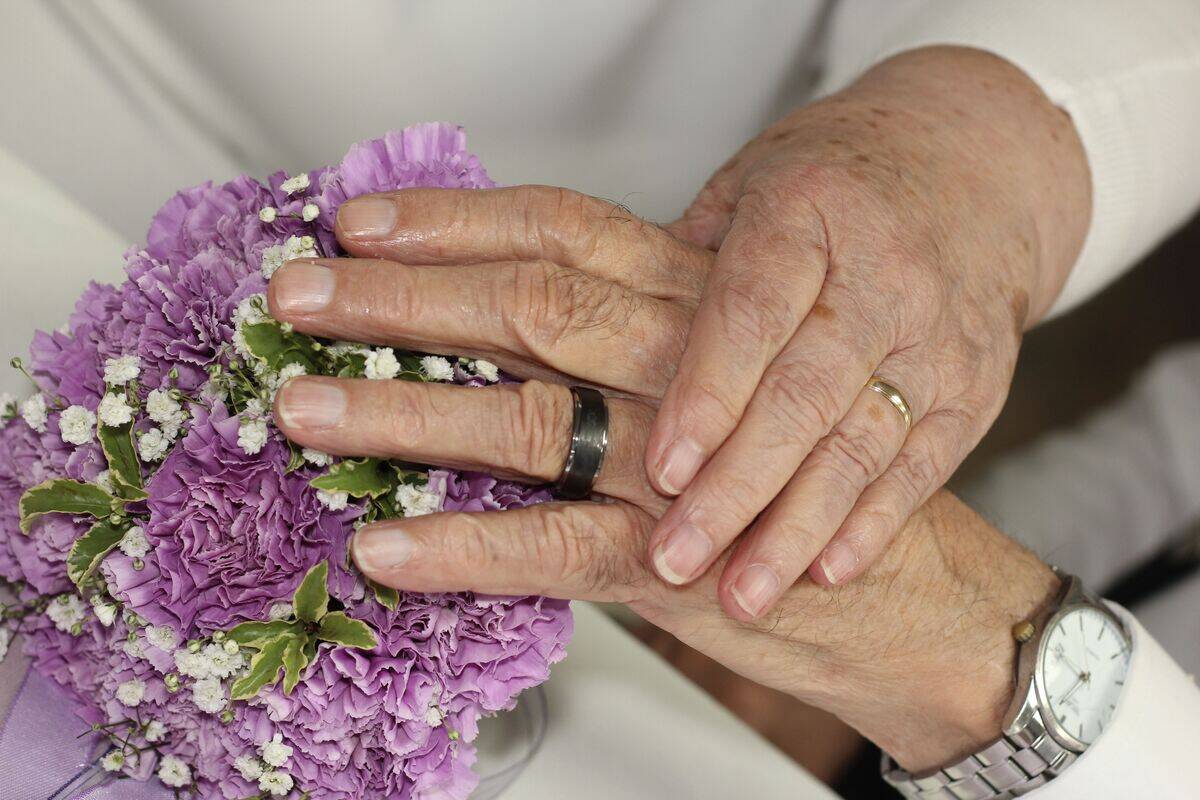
[711,272,797,345]
[888,444,943,504]
[452,514,499,576]
[381,384,430,446]
[817,424,889,486]
[506,262,640,358]
[677,379,743,433]
[498,382,570,480]
[758,365,840,440]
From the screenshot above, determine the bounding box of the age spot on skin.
[867,403,883,422]
[870,108,891,118]
[811,303,837,321]
[854,154,871,164]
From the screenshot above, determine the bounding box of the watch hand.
[1060,675,1085,705]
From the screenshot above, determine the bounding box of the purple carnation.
[2,124,571,799]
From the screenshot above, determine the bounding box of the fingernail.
[652,523,712,585]
[353,525,415,574]
[274,263,336,313]
[656,438,704,495]
[277,379,346,429]
[819,542,859,585]
[338,196,398,240]
[731,564,780,617]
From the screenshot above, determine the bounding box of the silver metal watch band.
[881,726,1077,799]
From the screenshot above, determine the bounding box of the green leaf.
[229,635,291,700]
[19,479,114,534]
[286,444,307,474]
[225,619,302,648]
[242,322,319,373]
[310,458,393,500]
[98,421,145,499]
[292,561,330,623]
[302,637,317,667]
[281,636,308,695]
[66,519,126,589]
[317,611,378,650]
[370,581,399,611]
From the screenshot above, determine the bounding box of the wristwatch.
[881,573,1133,798]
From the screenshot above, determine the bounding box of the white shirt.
[2,2,1200,797]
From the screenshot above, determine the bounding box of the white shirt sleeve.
[818,0,1200,318]
[1030,605,1200,798]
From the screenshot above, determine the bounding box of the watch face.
[1038,607,1131,747]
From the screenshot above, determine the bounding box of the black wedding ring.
[553,386,608,499]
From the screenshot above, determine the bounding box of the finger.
[715,369,930,619]
[809,403,979,586]
[335,186,707,300]
[646,188,830,497]
[268,258,691,397]
[647,314,886,587]
[350,501,654,602]
[274,376,664,512]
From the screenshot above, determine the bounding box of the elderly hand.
[266,197,1058,767]
[642,46,1091,604]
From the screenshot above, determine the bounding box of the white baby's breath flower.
[191,676,227,714]
[122,637,146,660]
[100,750,126,772]
[260,245,286,278]
[302,448,332,467]
[146,389,185,428]
[203,642,244,679]
[0,628,11,663]
[97,393,134,427]
[144,720,167,743]
[396,483,442,517]
[146,625,178,651]
[94,469,114,494]
[323,341,359,358]
[116,678,147,707]
[267,602,293,621]
[277,362,307,383]
[238,417,269,455]
[259,770,294,796]
[280,173,311,194]
[259,206,278,223]
[420,355,454,382]
[138,427,171,462]
[282,235,318,264]
[424,705,444,727]
[260,733,294,768]
[234,293,269,327]
[174,649,214,680]
[47,594,86,633]
[21,394,48,433]
[58,404,96,446]
[91,596,118,627]
[316,489,349,511]
[302,203,320,222]
[119,526,151,559]
[472,359,500,382]
[103,355,141,386]
[364,347,401,380]
[157,755,192,788]
[235,756,265,782]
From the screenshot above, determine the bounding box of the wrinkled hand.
[643,46,1091,609]
[265,193,1058,768]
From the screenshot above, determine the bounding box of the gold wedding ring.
[865,377,912,432]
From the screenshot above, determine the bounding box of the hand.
[266,193,1059,770]
[269,185,905,623]
[644,46,1091,609]
[271,365,1057,773]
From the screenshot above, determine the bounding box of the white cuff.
[1029,605,1200,798]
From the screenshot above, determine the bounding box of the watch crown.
[1013,620,1036,643]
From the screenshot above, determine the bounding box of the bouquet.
[0,124,572,799]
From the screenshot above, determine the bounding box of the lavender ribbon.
[0,667,169,800]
